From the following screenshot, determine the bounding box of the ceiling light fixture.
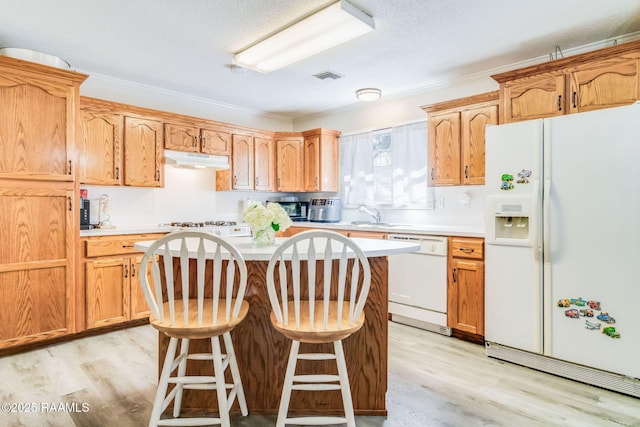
[233,0,374,73]
[356,88,381,101]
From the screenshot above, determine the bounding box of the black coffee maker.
[80,197,92,230]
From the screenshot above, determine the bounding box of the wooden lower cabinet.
[447,237,484,336]
[82,233,164,329]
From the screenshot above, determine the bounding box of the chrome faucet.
[359,205,382,223]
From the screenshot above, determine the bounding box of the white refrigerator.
[484,102,640,397]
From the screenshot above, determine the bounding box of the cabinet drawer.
[450,237,484,260]
[84,233,165,258]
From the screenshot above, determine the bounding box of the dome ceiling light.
[356,88,381,101]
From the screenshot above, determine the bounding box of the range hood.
[164,150,230,169]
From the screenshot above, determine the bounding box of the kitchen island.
[135,235,418,417]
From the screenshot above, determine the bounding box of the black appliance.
[80,198,92,230]
[276,201,309,221]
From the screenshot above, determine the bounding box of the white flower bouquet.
[243,202,292,246]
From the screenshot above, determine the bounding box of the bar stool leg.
[223,332,248,415]
[172,338,190,417]
[150,336,178,427]
[334,340,356,427]
[276,340,300,427]
[211,336,230,427]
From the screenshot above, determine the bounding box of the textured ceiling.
[2,0,640,119]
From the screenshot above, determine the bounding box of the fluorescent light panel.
[233,0,374,73]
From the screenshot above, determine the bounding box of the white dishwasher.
[388,234,451,336]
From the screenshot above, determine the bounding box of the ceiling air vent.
[313,70,344,80]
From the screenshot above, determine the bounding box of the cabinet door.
[502,73,566,123]
[78,110,122,185]
[123,116,163,187]
[276,139,303,192]
[0,75,75,180]
[254,137,275,191]
[428,111,460,186]
[85,257,130,328]
[0,186,75,349]
[569,56,640,114]
[460,104,497,185]
[130,254,152,320]
[201,128,231,155]
[164,123,199,152]
[303,135,320,191]
[231,134,254,190]
[448,259,484,335]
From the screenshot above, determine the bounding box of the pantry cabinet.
[0,56,87,350]
[422,92,498,186]
[493,40,640,123]
[447,237,484,336]
[82,233,165,329]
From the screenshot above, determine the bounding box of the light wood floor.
[1,322,639,426]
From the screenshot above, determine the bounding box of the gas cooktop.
[162,220,250,237]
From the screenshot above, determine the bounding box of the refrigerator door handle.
[532,178,542,261]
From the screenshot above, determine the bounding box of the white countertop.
[289,221,485,238]
[134,235,420,261]
[81,222,484,238]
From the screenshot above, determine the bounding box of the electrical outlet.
[436,197,444,209]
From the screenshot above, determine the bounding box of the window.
[341,121,428,207]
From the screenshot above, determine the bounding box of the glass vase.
[252,227,276,247]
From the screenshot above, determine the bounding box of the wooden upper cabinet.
[461,104,498,185]
[164,123,199,152]
[200,128,231,155]
[0,56,87,181]
[231,134,254,190]
[123,116,163,187]
[302,128,340,192]
[428,111,461,186]
[164,123,232,156]
[501,73,565,123]
[493,40,640,123]
[569,56,639,114]
[423,92,499,186]
[78,110,122,185]
[276,137,303,192]
[254,136,275,191]
[303,134,321,191]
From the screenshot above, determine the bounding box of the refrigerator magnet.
[500,173,514,190]
[517,169,532,184]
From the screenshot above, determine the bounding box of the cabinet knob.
[115,166,120,180]
[557,95,562,111]
[201,136,206,149]
[193,135,198,148]
[124,264,129,278]
[464,165,469,180]
[157,169,161,182]
[572,91,577,108]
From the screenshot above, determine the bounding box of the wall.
[293,74,499,228]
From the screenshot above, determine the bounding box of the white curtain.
[391,121,428,206]
[341,131,374,206]
[341,121,427,206]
